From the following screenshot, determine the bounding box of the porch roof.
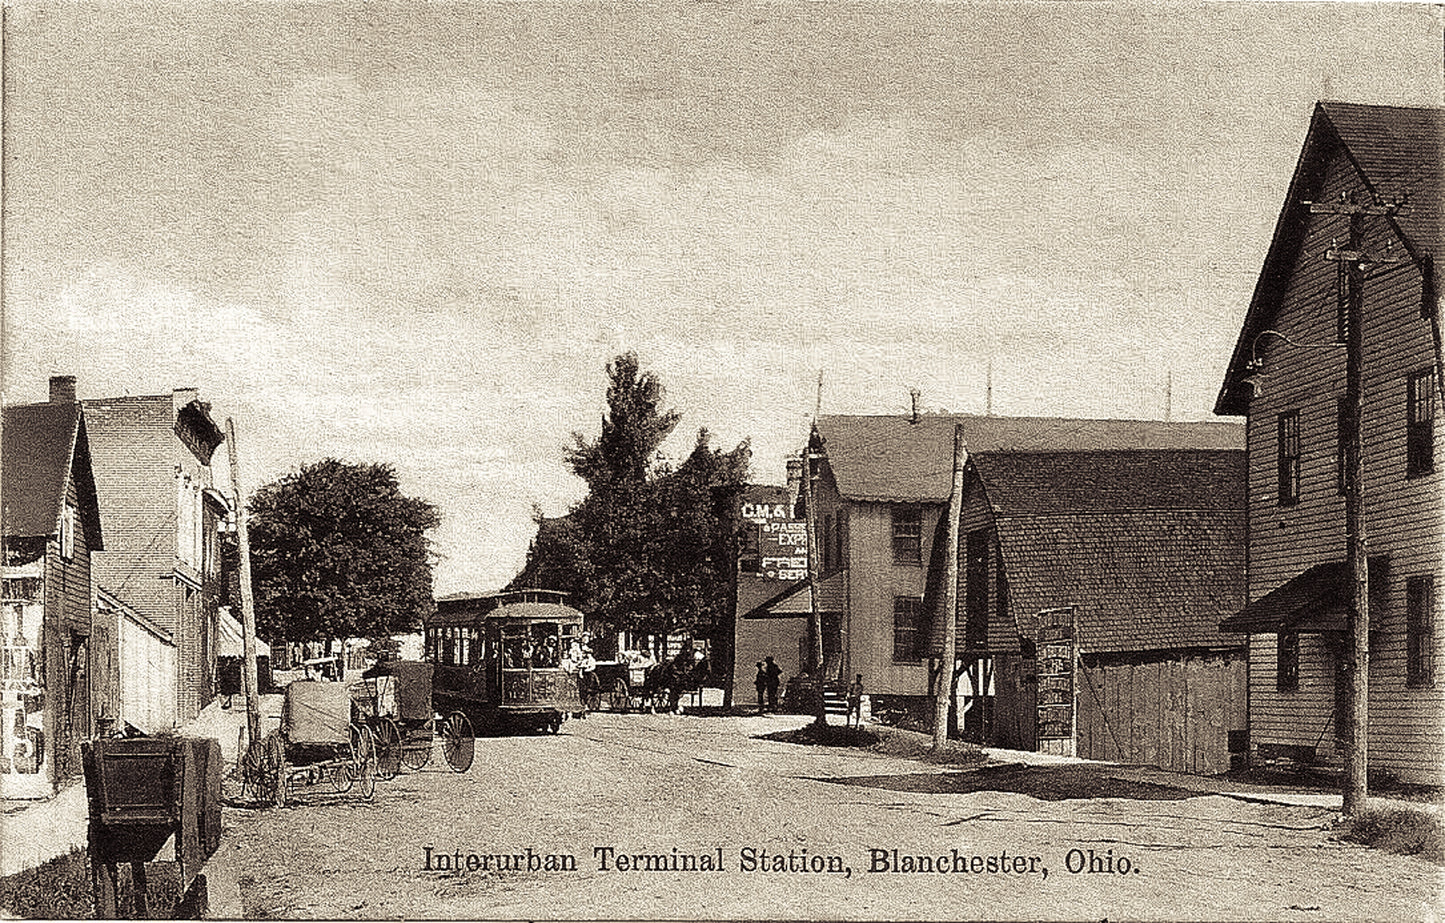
[1218,562,1348,634]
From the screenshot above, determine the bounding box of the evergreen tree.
[513,353,749,649]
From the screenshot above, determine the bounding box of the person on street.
[846,674,864,729]
[753,662,767,711]
[764,656,782,711]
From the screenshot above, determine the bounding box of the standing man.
[753,662,767,712]
[846,674,865,729]
[763,656,783,712]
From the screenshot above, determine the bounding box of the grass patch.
[869,727,989,768]
[0,848,192,919]
[761,722,882,748]
[1335,807,1444,864]
[0,847,93,919]
[758,721,989,768]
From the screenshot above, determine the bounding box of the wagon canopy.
[362,660,434,721]
[284,680,351,744]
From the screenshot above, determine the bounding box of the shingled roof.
[2,401,103,547]
[1216,100,1444,415]
[814,413,1245,503]
[996,509,1246,654]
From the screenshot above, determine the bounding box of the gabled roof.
[814,413,1244,503]
[1216,100,1445,415]
[973,450,1246,517]
[2,401,104,548]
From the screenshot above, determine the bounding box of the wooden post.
[1312,191,1402,816]
[934,424,965,750]
[800,447,826,725]
[225,418,263,751]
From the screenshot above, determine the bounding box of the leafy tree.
[248,459,440,645]
[512,354,750,650]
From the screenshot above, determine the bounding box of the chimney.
[909,388,921,424]
[786,456,803,515]
[173,387,199,415]
[49,375,77,404]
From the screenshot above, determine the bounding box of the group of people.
[753,657,866,727]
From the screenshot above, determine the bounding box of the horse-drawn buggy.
[426,589,585,734]
[354,659,475,777]
[239,679,377,806]
[587,640,713,713]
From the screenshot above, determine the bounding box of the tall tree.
[248,459,440,644]
[513,354,749,649]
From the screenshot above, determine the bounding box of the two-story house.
[1,377,109,796]
[1216,101,1443,785]
[83,383,229,728]
[810,412,1249,771]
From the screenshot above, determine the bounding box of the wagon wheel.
[240,733,275,804]
[607,678,630,712]
[266,733,288,807]
[400,725,432,772]
[372,717,403,781]
[351,725,377,799]
[328,760,354,794]
[441,711,474,773]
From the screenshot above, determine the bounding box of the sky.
[3,2,1442,594]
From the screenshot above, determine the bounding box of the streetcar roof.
[427,590,582,627]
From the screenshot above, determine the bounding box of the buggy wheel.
[240,733,277,804]
[400,729,432,772]
[607,678,629,712]
[441,711,474,772]
[266,734,287,807]
[328,762,354,793]
[373,718,402,780]
[546,711,562,734]
[351,725,377,799]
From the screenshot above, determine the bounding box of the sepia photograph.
[1,1,1442,919]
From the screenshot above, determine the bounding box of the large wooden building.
[808,413,1249,772]
[1216,101,1444,785]
[1,377,111,796]
[83,384,230,728]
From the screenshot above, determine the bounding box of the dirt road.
[208,712,1442,920]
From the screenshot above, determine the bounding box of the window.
[892,507,922,565]
[965,530,989,647]
[1407,577,1435,687]
[1277,631,1299,691]
[1407,369,1434,477]
[59,503,76,561]
[893,596,925,662]
[1277,411,1301,506]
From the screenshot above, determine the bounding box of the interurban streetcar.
[424,589,585,734]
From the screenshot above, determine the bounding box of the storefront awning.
[1219,561,1348,634]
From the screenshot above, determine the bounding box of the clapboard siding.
[840,498,944,697]
[1236,126,1445,785]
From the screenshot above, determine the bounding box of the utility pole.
[800,444,826,726]
[226,418,263,750]
[1310,190,1403,817]
[933,424,965,751]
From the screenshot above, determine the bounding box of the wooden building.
[83,384,229,726]
[809,413,1249,772]
[1216,101,1444,785]
[1,376,110,796]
